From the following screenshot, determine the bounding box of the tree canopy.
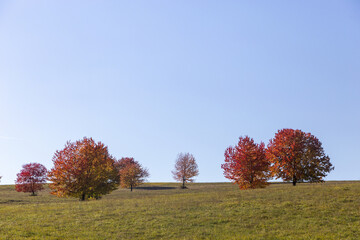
[266,129,334,186]
[48,137,119,200]
[116,157,149,191]
[15,163,47,196]
[222,136,270,189]
[172,153,199,189]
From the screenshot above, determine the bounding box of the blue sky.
[0,1,359,184]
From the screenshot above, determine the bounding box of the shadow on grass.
[135,186,177,190]
[0,200,24,204]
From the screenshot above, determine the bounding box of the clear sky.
[0,1,359,184]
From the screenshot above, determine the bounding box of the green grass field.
[0,181,359,239]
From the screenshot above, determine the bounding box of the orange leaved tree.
[266,129,334,186]
[172,153,199,189]
[48,137,119,200]
[15,163,47,196]
[221,136,270,189]
[116,157,149,191]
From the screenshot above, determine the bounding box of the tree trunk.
[292,159,297,186]
[131,184,133,192]
[81,193,86,201]
[31,182,35,196]
[250,161,253,185]
[292,175,297,186]
[182,179,185,189]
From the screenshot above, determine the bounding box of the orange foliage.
[116,157,149,191]
[172,153,199,188]
[48,137,119,200]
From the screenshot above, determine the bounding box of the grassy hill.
[0,181,359,239]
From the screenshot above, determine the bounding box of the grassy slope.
[0,182,359,240]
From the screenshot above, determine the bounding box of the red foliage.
[15,163,47,195]
[266,129,334,186]
[222,136,270,189]
[48,137,119,200]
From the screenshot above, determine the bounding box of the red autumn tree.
[116,157,149,191]
[221,136,270,189]
[15,163,47,196]
[48,137,119,200]
[266,129,334,186]
[172,153,199,189]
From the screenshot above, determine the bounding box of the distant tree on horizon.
[266,128,334,186]
[116,157,149,191]
[172,153,199,189]
[48,137,119,200]
[222,136,270,189]
[15,163,47,196]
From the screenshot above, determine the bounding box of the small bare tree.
[172,153,199,189]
